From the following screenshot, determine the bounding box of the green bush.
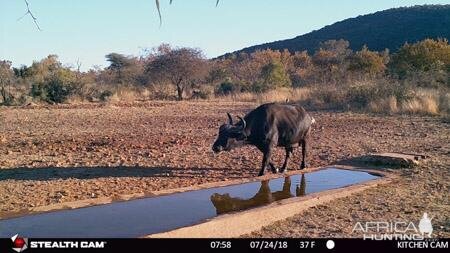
[191,89,210,99]
[0,88,14,105]
[46,79,74,103]
[260,60,291,91]
[99,90,114,101]
[216,81,240,95]
[389,38,450,85]
[346,85,377,108]
[30,69,77,103]
[31,81,74,103]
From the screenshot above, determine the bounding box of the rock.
[362,152,428,167]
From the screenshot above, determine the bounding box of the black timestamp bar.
[1,238,448,253]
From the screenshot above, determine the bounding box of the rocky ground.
[0,101,448,237]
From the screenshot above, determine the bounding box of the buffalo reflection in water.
[210,174,306,215]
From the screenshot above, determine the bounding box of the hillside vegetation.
[226,5,450,55]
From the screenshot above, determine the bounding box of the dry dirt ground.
[0,101,449,237]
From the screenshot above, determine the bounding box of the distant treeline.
[0,38,449,115]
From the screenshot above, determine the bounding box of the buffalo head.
[212,113,247,153]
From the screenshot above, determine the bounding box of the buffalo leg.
[280,147,292,173]
[300,139,307,170]
[258,146,273,176]
[269,163,278,173]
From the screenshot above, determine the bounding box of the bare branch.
[156,0,162,27]
[20,0,219,30]
[18,0,41,31]
[156,0,220,26]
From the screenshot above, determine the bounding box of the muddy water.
[0,168,379,238]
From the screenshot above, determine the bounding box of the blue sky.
[1,0,448,70]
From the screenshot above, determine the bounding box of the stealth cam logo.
[11,234,28,252]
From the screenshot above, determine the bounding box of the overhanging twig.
[18,0,41,31]
[156,0,220,26]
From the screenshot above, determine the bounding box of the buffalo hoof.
[269,163,278,173]
[299,162,306,170]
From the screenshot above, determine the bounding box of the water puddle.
[0,168,379,238]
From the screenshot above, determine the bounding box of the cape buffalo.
[212,102,315,176]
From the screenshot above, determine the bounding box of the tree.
[388,38,450,88]
[0,61,15,105]
[289,51,312,87]
[27,55,78,103]
[145,45,208,100]
[348,46,386,78]
[389,38,450,77]
[319,39,352,60]
[312,39,352,84]
[258,60,291,92]
[105,53,142,85]
[106,53,134,71]
[28,55,62,84]
[13,65,32,79]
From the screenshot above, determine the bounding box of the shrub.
[30,68,77,104]
[260,60,291,91]
[439,92,450,114]
[368,96,398,114]
[191,90,209,99]
[389,38,450,88]
[31,80,74,103]
[311,86,347,109]
[46,79,74,103]
[147,83,177,100]
[347,46,386,77]
[216,81,240,95]
[0,88,14,105]
[100,90,113,101]
[250,82,268,93]
[346,85,375,108]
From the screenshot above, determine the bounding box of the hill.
[223,5,450,56]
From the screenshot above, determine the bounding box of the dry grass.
[214,86,449,117]
[147,83,177,100]
[401,98,437,115]
[214,88,312,103]
[109,88,138,103]
[399,89,441,115]
[7,79,447,117]
[368,96,399,114]
[366,89,448,115]
[106,86,153,103]
[438,92,450,114]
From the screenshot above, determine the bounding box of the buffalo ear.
[227,113,233,125]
